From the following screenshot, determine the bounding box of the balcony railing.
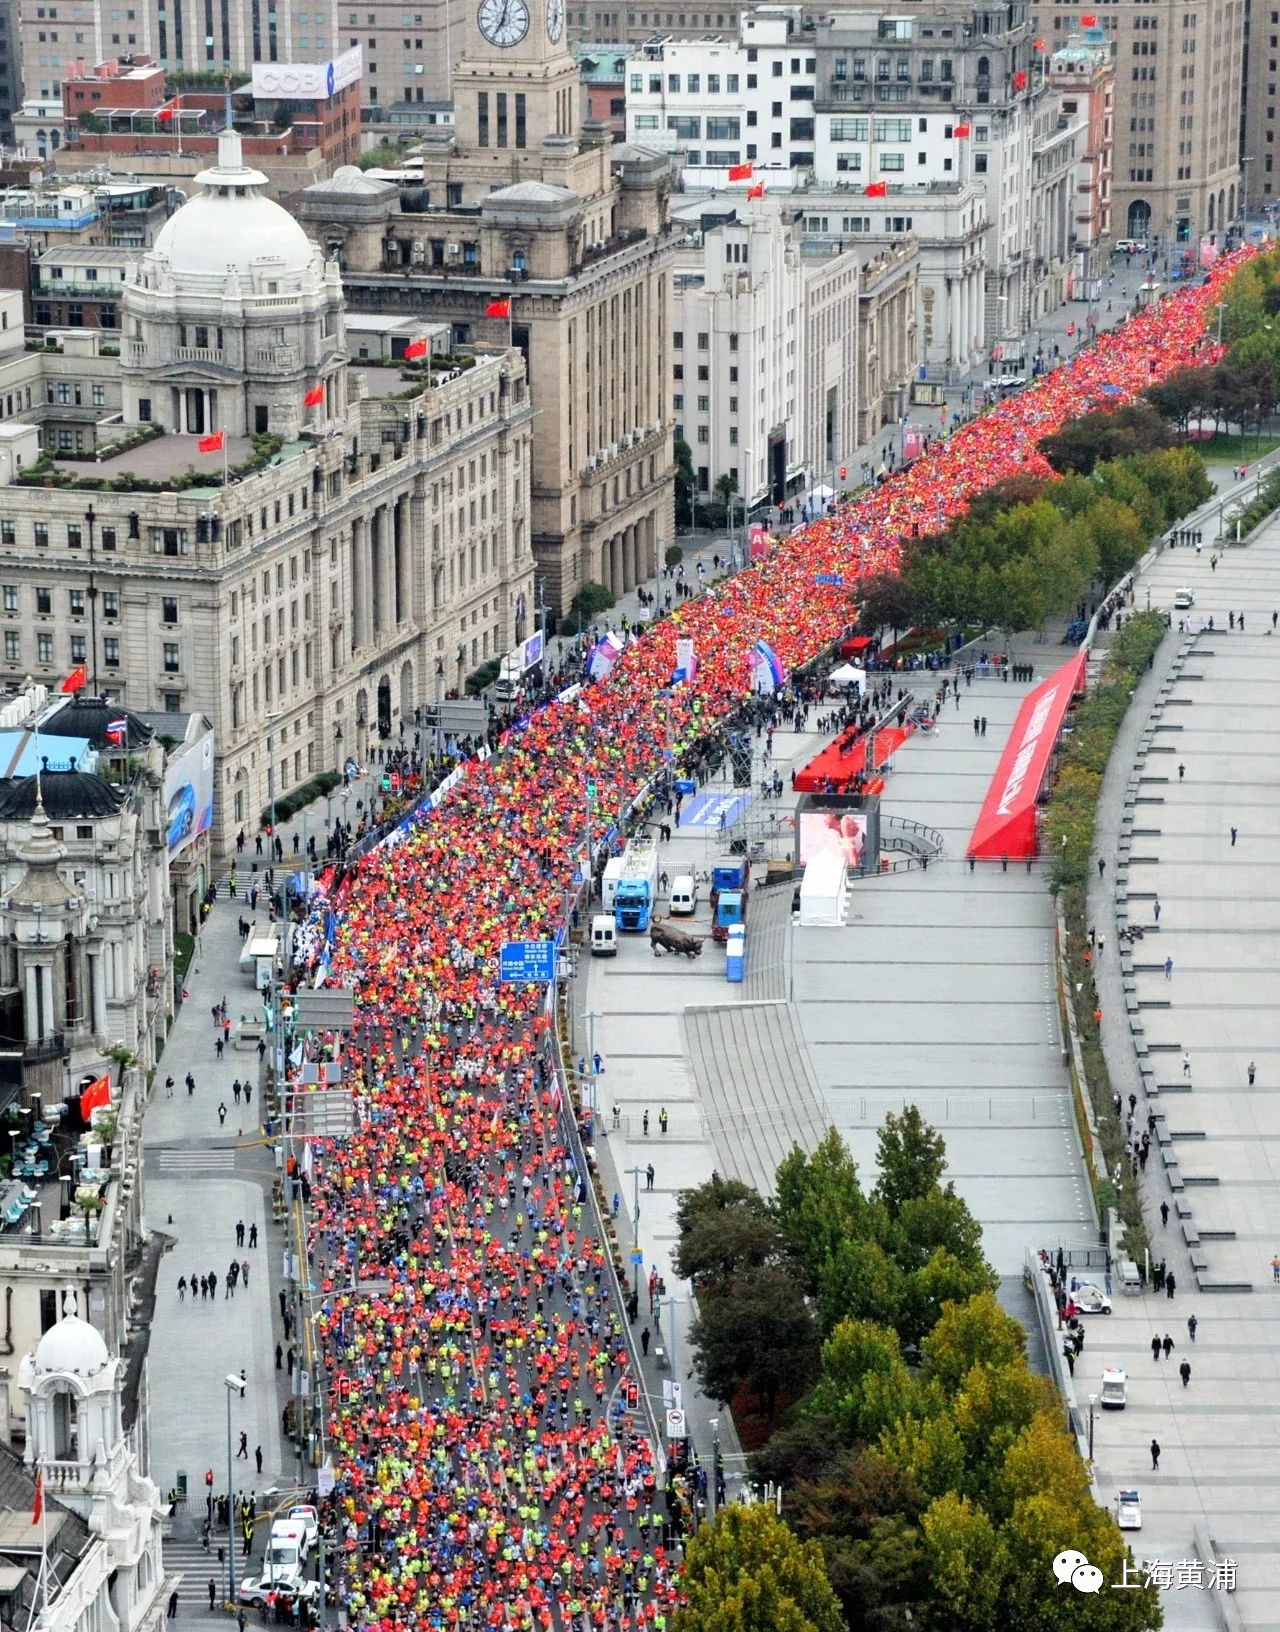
[175,345,224,364]
[22,1030,67,1064]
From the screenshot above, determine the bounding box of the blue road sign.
[499,939,557,984]
[573,867,585,885]
[814,572,844,586]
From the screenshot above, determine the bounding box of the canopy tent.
[966,650,1086,859]
[828,662,867,689]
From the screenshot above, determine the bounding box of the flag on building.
[1081,13,1097,25]
[1033,38,1046,50]
[953,123,971,137]
[155,97,178,121]
[864,180,888,197]
[198,429,225,453]
[747,182,765,199]
[32,1469,42,1526]
[79,1073,111,1122]
[404,336,430,360]
[485,298,511,318]
[61,663,87,694]
[303,384,325,408]
[1012,68,1027,90]
[105,717,128,745]
[728,161,753,181]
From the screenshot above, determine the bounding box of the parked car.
[1073,1281,1113,1315]
[286,1505,320,1552]
[1115,238,1148,255]
[1115,1488,1142,1530]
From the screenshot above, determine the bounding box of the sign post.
[498,940,557,984]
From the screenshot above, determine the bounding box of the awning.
[966,650,1086,859]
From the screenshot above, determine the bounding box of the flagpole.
[222,426,228,491]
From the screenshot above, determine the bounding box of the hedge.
[260,769,342,828]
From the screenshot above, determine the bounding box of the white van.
[590,914,617,956]
[1100,1365,1128,1410]
[670,875,698,916]
[264,1522,310,1576]
[1174,586,1195,609]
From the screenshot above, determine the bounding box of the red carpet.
[795,724,914,793]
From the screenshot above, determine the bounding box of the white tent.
[810,482,835,500]
[799,850,847,927]
[828,662,866,690]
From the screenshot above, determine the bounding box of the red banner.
[967,651,1086,859]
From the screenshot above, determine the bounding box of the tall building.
[1034,0,1245,246]
[671,202,860,506]
[0,127,537,844]
[1242,0,1273,210]
[301,0,677,612]
[1047,31,1115,277]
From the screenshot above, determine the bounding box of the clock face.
[477,0,529,46]
[546,0,564,40]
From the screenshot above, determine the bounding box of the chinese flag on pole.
[485,298,511,318]
[953,123,971,137]
[155,96,177,120]
[61,663,87,694]
[79,1074,111,1122]
[32,1469,42,1526]
[747,182,764,199]
[728,161,753,181]
[198,429,225,454]
[1034,38,1046,50]
[1012,68,1028,89]
[404,336,429,360]
[1081,13,1097,25]
[864,180,888,197]
[303,384,325,408]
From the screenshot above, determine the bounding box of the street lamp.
[224,1373,247,1607]
[1215,301,1227,346]
[1087,1391,1097,1460]
[1242,156,1255,229]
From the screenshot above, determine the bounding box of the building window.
[3,631,18,661]
[0,522,12,546]
[101,526,117,551]
[36,632,52,665]
[39,1290,58,1333]
[162,597,178,624]
[70,634,86,663]
[36,588,51,615]
[104,637,120,666]
[66,523,82,548]
[1,585,15,612]
[34,522,49,548]
[103,592,119,618]
[163,642,180,672]
[69,589,84,615]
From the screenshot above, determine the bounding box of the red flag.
[404,336,429,360]
[864,180,888,197]
[485,298,510,319]
[747,182,764,199]
[61,663,87,694]
[1081,12,1097,25]
[32,1469,42,1526]
[728,161,753,181]
[1034,38,1046,50]
[953,123,971,138]
[303,384,325,408]
[79,1074,111,1121]
[155,97,177,121]
[1012,68,1028,90]
[198,429,225,454]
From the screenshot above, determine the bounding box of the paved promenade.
[1086,507,1280,1631]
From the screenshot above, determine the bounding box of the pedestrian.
[279,1289,287,1319]
[254,1445,263,1473]
[1154,898,1161,923]
[980,716,987,737]
[973,716,979,736]
[1151,1334,1162,1361]
[611,1191,620,1219]
[249,1222,258,1247]
[217,1103,228,1126]
[1166,1270,1176,1299]
[1183,1051,1191,1079]
[233,1081,242,1105]
[165,1075,175,1098]
[1160,1200,1169,1227]
[237,1431,248,1459]
[1179,1359,1191,1387]
[1187,1313,1197,1342]
[641,1327,650,1356]
[215,1037,224,1059]
[1098,857,1105,878]
[1162,1333,1174,1359]
[593,1051,604,1075]
[1165,956,1173,980]
[1231,826,1238,846]
[208,1581,217,1611]
[1097,934,1105,959]
[236,1220,245,1248]
[1178,763,1185,780]
[658,1107,668,1135]
[186,1072,195,1096]
[1151,1439,1161,1470]
[646,1163,655,1190]
[168,1589,179,1619]
[275,1343,283,1370]
[241,1258,250,1287]
[177,1276,186,1301]
[1249,1060,1257,1087]
[642,1110,649,1136]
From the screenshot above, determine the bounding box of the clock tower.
[453,0,581,163]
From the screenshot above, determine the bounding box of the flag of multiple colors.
[303,383,325,408]
[32,1469,42,1526]
[155,96,178,121]
[78,1073,111,1121]
[105,718,128,746]
[747,182,765,199]
[864,180,888,197]
[953,123,971,138]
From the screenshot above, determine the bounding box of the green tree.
[689,1265,819,1419]
[809,1319,914,1445]
[919,1291,1027,1394]
[873,1107,947,1220]
[775,1129,870,1294]
[673,1173,784,1288]
[676,1504,847,1632]
[887,1187,988,1276]
[918,1492,1001,1632]
[857,573,918,643]
[898,1250,998,1351]
[563,578,616,634]
[817,1236,905,1338]
[674,433,696,527]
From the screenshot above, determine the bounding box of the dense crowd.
[307,254,1246,1632]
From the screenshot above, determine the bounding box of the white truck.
[493,631,546,703]
[601,856,627,911]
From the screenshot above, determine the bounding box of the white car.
[287,1505,320,1552]
[1072,1281,1113,1315]
[997,372,1028,390]
[1115,1488,1142,1530]
[238,1571,318,1612]
[1115,238,1148,255]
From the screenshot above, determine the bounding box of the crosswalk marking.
[157,1149,237,1171]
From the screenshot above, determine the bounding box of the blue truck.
[614,836,660,932]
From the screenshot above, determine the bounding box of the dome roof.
[42,696,154,753]
[33,1315,110,1379]
[0,772,124,821]
[485,180,577,205]
[152,128,317,283]
[305,165,397,198]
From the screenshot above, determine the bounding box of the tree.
[676,1504,848,1632]
[775,1129,870,1294]
[809,1319,913,1445]
[898,1250,998,1351]
[887,1187,988,1276]
[816,1236,904,1338]
[873,1107,947,1220]
[674,433,696,527]
[857,573,918,643]
[673,1173,784,1289]
[920,1291,1027,1394]
[918,1493,1001,1632]
[563,578,615,634]
[689,1265,819,1420]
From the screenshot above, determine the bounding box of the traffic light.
[838,466,847,480]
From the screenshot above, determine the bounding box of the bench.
[1188,1247,1210,1274]
[1181,1220,1201,1249]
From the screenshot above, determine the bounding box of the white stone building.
[670,201,860,508]
[0,128,537,851]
